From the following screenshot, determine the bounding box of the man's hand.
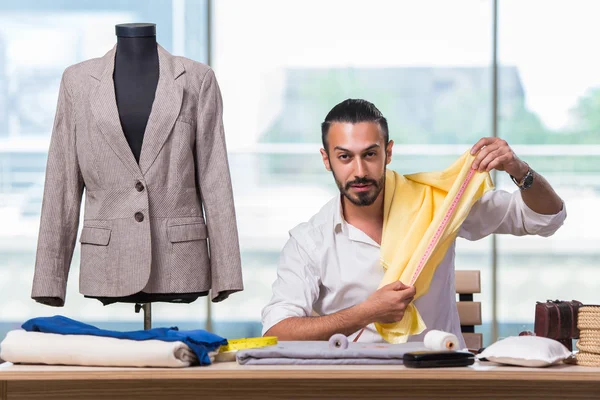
[470,137,528,180]
[470,137,563,215]
[265,281,415,340]
[363,281,416,324]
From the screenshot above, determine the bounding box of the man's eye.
[338,154,349,160]
[366,152,376,157]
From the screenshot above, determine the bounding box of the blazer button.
[134,212,144,222]
[135,181,145,192]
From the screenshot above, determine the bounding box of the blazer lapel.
[89,45,142,178]
[89,44,185,177]
[138,44,185,175]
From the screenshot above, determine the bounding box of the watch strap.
[510,167,534,191]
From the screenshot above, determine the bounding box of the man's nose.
[354,158,367,177]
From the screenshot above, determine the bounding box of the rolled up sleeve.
[459,189,566,241]
[261,236,320,336]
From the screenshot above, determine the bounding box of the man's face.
[320,122,393,207]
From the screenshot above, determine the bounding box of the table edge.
[1,365,600,382]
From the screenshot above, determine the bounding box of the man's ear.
[386,140,394,165]
[320,148,331,171]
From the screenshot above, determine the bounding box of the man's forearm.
[518,168,563,215]
[264,303,373,341]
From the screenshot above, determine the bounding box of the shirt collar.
[333,194,347,235]
[333,195,380,247]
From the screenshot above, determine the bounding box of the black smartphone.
[403,350,475,368]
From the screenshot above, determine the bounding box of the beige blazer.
[31,44,243,306]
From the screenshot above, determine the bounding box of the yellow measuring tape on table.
[215,336,278,362]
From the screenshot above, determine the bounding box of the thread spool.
[329,334,349,349]
[424,330,459,351]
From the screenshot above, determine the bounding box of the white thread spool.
[329,334,349,349]
[424,330,459,351]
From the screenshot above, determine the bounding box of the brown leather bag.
[534,300,583,351]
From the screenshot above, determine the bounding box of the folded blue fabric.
[22,315,227,366]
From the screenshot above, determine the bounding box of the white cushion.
[476,336,571,367]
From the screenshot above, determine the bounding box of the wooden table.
[1,361,599,399]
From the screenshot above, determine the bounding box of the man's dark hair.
[321,99,389,152]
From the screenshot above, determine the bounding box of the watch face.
[524,172,534,187]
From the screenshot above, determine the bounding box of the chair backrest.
[455,270,483,350]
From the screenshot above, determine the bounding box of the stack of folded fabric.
[576,306,600,366]
[0,315,227,368]
[237,340,426,365]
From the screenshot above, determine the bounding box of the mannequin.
[32,21,244,311]
[114,23,159,163]
[85,23,204,306]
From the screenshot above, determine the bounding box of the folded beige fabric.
[0,330,200,368]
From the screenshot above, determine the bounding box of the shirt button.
[135,181,145,192]
[134,212,144,222]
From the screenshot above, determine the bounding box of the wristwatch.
[510,166,535,191]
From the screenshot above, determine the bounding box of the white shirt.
[261,188,566,348]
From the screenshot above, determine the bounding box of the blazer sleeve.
[195,68,243,302]
[31,70,84,307]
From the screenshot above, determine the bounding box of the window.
[0,0,590,347]
[212,0,494,339]
[496,0,600,338]
[0,0,209,338]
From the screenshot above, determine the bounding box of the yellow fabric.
[375,150,494,344]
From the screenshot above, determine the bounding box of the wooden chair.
[455,270,483,350]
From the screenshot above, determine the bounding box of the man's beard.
[332,167,386,207]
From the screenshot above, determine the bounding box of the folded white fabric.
[0,330,201,368]
[477,336,571,367]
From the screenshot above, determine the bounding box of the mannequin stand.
[134,303,152,330]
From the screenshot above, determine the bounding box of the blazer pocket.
[167,223,208,243]
[79,226,111,246]
[176,115,195,126]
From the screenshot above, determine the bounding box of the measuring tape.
[219,336,278,352]
[354,168,476,342]
[409,167,475,286]
[215,336,278,362]
[215,336,277,362]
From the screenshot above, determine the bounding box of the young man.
[262,99,566,347]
